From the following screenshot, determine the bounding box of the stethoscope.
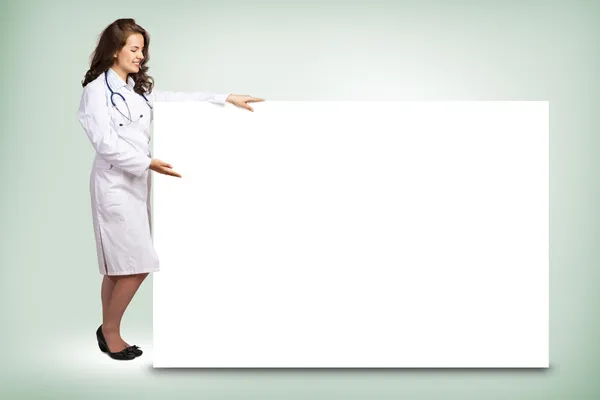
[105,70,153,126]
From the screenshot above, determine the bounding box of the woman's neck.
[111,66,128,83]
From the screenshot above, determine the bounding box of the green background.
[1,0,598,398]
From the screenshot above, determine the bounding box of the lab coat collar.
[106,67,136,91]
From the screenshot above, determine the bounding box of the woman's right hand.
[150,158,182,178]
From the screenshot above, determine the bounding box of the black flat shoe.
[96,325,136,361]
[97,340,136,360]
[126,345,143,357]
[96,325,143,357]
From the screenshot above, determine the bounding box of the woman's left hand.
[226,94,265,112]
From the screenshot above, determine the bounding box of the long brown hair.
[81,18,154,95]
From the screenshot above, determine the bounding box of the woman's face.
[113,33,145,77]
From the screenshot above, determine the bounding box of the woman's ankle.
[102,324,120,336]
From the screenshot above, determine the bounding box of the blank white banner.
[152,101,548,368]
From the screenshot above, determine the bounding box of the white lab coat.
[77,68,229,275]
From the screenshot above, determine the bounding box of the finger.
[162,162,173,169]
[248,97,265,102]
[235,102,253,111]
[162,168,182,178]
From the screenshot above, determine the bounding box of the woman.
[77,18,264,361]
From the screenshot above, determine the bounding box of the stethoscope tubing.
[104,70,152,124]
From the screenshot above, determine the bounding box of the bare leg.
[102,272,149,352]
[101,275,117,320]
[101,275,132,347]
[101,272,137,347]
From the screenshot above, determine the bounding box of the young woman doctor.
[77,18,264,361]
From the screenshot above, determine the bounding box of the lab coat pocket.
[99,193,128,226]
[104,204,126,222]
[99,191,125,209]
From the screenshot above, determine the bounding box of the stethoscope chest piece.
[118,114,144,126]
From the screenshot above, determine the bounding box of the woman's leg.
[101,275,134,347]
[101,274,117,319]
[102,272,149,352]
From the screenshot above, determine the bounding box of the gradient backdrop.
[1,0,598,398]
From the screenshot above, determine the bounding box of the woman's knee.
[107,272,148,281]
[130,272,149,282]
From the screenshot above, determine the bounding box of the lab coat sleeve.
[77,83,152,178]
[148,89,230,105]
